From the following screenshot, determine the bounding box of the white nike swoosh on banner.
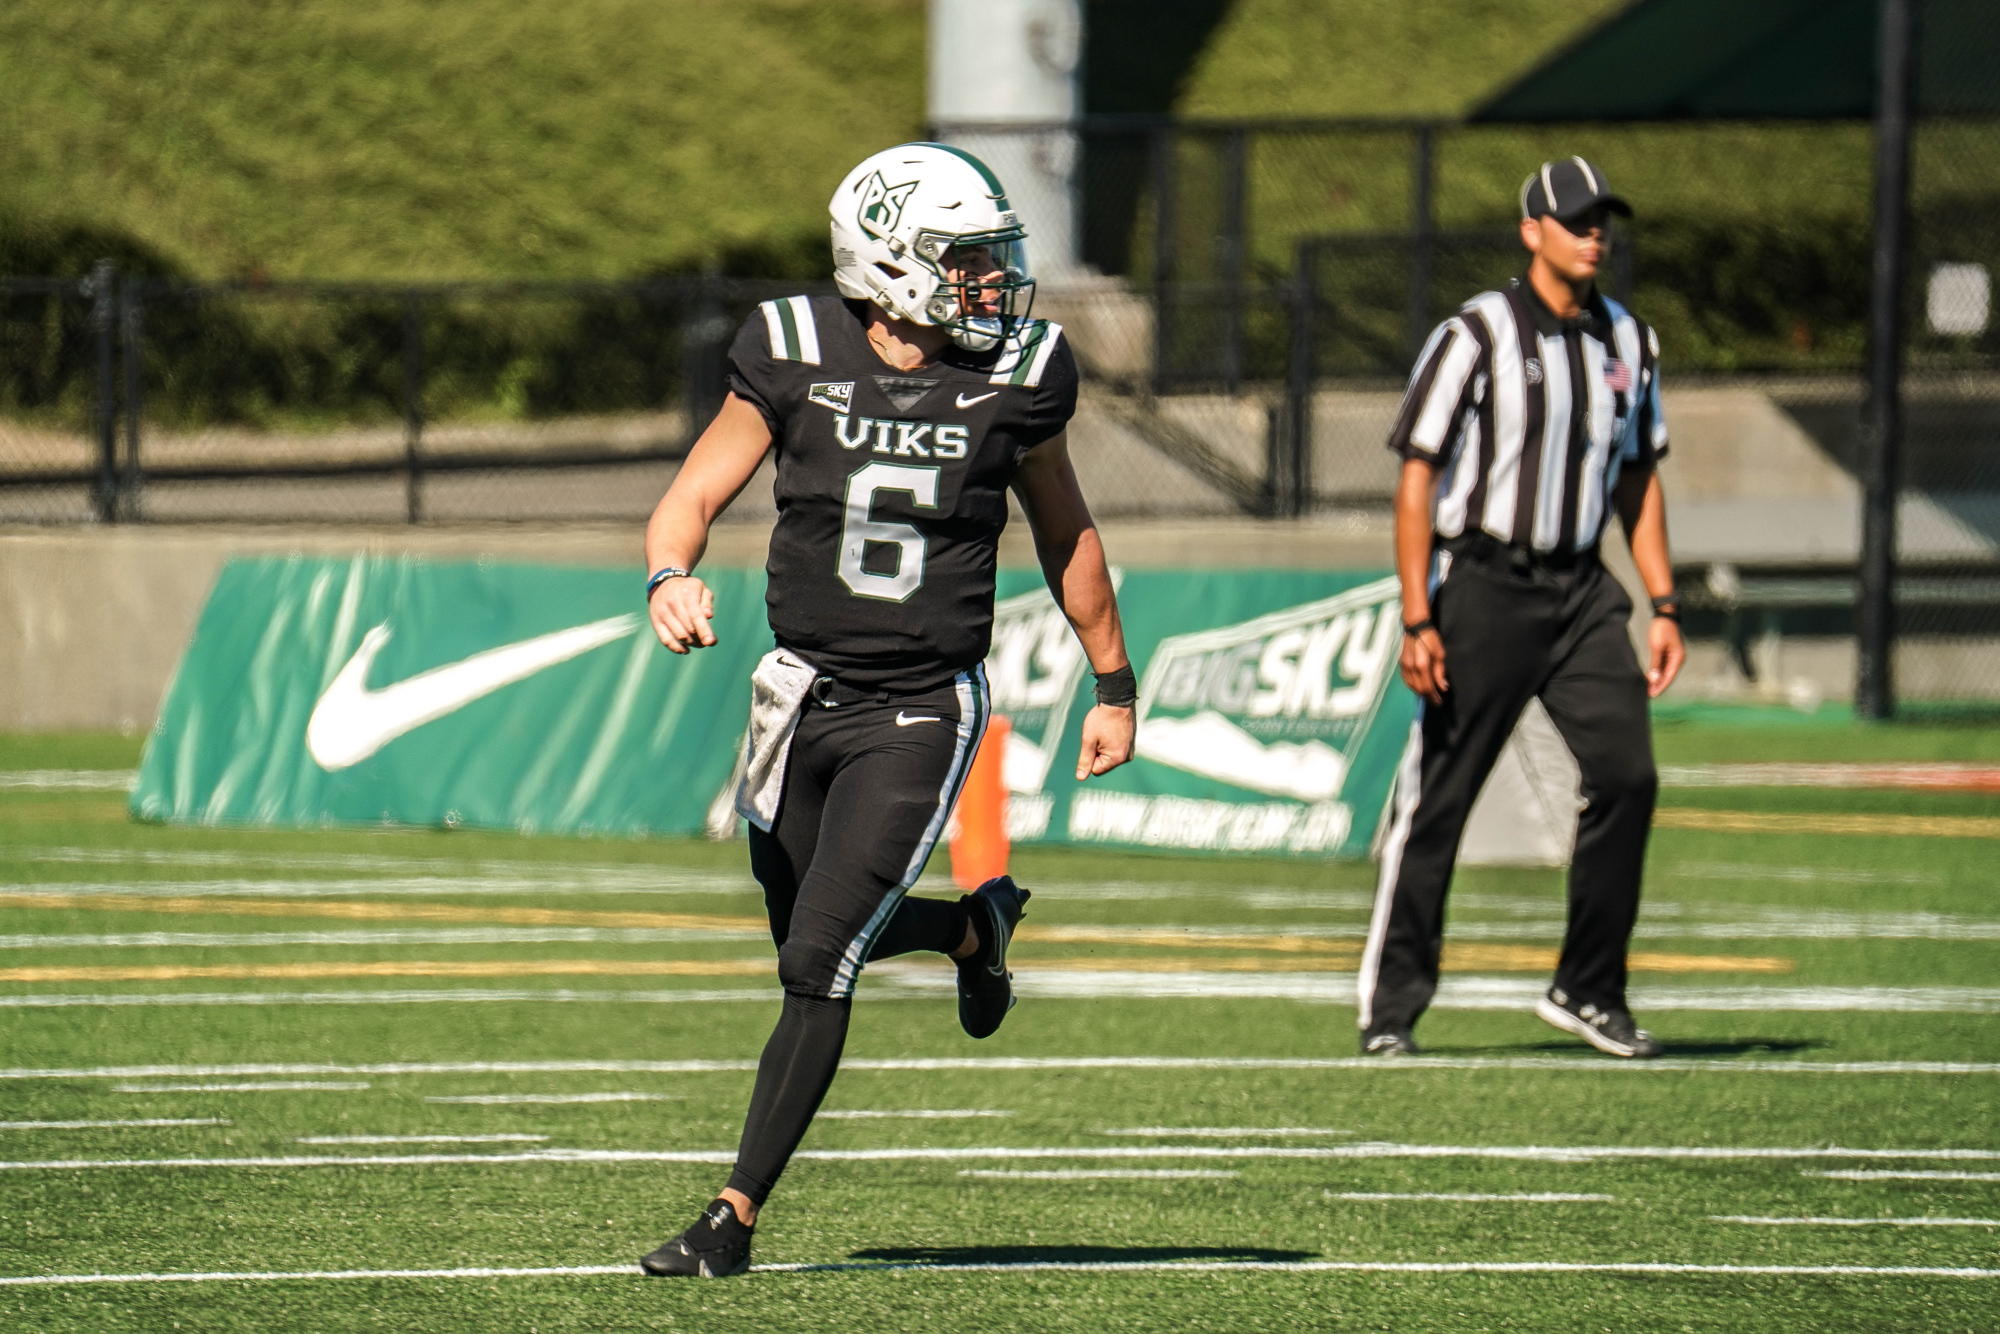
[955,391,998,409]
[895,713,940,726]
[306,615,641,771]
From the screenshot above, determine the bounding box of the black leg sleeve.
[724,991,852,1207]
[867,895,969,961]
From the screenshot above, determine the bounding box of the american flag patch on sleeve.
[1603,358,1634,392]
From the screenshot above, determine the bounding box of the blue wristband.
[646,567,690,598]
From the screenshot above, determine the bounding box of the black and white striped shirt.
[1387,280,1667,554]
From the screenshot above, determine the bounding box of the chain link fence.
[3,115,1997,700]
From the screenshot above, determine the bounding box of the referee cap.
[1520,157,1632,223]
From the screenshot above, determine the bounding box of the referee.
[1359,157,1685,1059]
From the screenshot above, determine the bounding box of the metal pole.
[403,290,425,524]
[1285,239,1317,518]
[1150,126,1176,397]
[89,260,118,523]
[1857,0,1918,720]
[120,278,144,521]
[1406,124,1435,364]
[1220,127,1248,394]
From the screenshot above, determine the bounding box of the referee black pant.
[1360,540,1658,1036]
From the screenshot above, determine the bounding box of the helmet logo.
[855,172,921,241]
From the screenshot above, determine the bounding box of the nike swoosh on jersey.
[306,614,641,771]
[895,712,941,726]
[954,391,999,409]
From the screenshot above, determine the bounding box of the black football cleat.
[640,1198,754,1278]
[1360,1026,1420,1057]
[1536,987,1662,1059]
[958,875,1030,1039]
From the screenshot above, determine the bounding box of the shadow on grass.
[848,1246,1316,1266]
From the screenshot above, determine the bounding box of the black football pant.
[722,667,989,1206]
[1359,545,1657,1036]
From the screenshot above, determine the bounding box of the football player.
[637,143,1135,1277]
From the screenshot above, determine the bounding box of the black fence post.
[1150,126,1176,397]
[1406,124,1435,364]
[89,259,118,523]
[1219,127,1248,394]
[119,277,144,521]
[1284,239,1317,518]
[1857,0,1917,721]
[403,290,425,525]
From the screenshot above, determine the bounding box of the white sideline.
[1713,1216,2000,1226]
[3,1057,1998,1079]
[961,1170,1239,1179]
[0,1119,226,1130]
[5,1143,2000,1172]
[1,1260,1996,1286]
[114,1082,367,1093]
[1814,1170,2000,1182]
[818,1110,1012,1119]
[424,1093,679,1105]
[1100,1127,1353,1138]
[1336,1200,1616,1208]
[298,1135,548,1145]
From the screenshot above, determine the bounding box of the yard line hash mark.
[114,1082,368,1093]
[1813,1170,2000,1182]
[0,1119,227,1130]
[1331,1193,1614,1203]
[1712,1215,2000,1227]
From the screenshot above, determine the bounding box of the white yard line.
[0,989,785,1009]
[818,1110,1012,1119]
[8,981,2000,1012]
[424,1093,679,1105]
[0,1119,227,1130]
[960,1169,1239,1179]
[4,1143,1999,1172]
[0,1260,1996,1286]
[0,927,766,949]
[6,1056,1999,1080]
[114,1082,368,1093]
[1713,1215,2000,1226]
[1813,1170,2000,1182]
[1336,1200,1616,1208]
[0,876,754,900]
[297,1135,549,1145]
[0,771,134,791]
[1099,1128,1352,1138]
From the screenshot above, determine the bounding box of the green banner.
[135,558,1412,858]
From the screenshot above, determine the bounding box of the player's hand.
[1075,703,1135,780]
[1399,627,1448,704]
[648,576,716,654]
[1646,615,1684,698]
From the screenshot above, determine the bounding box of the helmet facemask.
[913,227,1035,352]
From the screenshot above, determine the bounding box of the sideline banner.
[135,559,1411,858]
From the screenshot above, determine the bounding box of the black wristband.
[1093,664,1137,707]
[1650,592,1682,622]
[1402,618,1435,638]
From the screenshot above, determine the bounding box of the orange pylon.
[950,715,1011,888]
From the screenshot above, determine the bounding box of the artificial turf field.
[0,721,1995,1332]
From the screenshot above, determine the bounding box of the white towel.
[734,648,820,831]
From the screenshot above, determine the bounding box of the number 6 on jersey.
[840,462,940,601]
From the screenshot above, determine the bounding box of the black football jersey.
[727,295,1078,693]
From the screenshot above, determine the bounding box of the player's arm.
[1612,465,1684,697]
[1010,431,1135,780]
[643,393,774,654]
[1394,457,1448,704]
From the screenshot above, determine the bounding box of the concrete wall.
[0,513,1407,731]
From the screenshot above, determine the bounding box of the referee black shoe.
[640,1198,754,1278]
[958,876,1030,1039]
[1536,987,1661,1059]
[1360,1025,1419,1057]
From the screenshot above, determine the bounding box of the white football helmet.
[829,142,1034,352]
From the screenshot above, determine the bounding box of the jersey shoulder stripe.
[987,319,1064,387]
[758,296,822,365]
